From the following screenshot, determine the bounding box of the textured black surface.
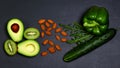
[0,0,120,68]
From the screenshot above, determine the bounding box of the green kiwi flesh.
[24,28,40,39]
[4,39,17,56]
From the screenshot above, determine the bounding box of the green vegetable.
[59,22,83,32]
[67,34,93,44]
[59,22,94,45]
[83,6,109,36]
[63,28,116,62]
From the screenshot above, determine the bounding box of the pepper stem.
[84,20,99,27]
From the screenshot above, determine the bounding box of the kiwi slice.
[4,39,17,56]
[24,28,40,40]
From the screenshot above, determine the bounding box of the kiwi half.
[4,39,17,56]
[24,28,40,40]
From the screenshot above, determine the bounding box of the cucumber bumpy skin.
[63,28,116,62]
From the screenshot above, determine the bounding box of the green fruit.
[24,28,40,40]
[4,39,17,56]
[7,18,24,42]
[18,40,40,57]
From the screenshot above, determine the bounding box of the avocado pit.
[11,23,19,33]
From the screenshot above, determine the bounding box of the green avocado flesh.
[4,39,17,56]
[18,40,40,57]
[7,18,24,42]
[24,28,40,40]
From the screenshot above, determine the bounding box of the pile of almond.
[38,19,68,56]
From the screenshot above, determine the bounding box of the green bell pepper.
[83,6,109,35]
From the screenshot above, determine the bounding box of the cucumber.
[63,28,116,62]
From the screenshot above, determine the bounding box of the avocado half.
[7,18,24,42]
[17,40,40,57]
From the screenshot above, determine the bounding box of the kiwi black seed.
[24,28,40,40]
[4,39,17,56]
